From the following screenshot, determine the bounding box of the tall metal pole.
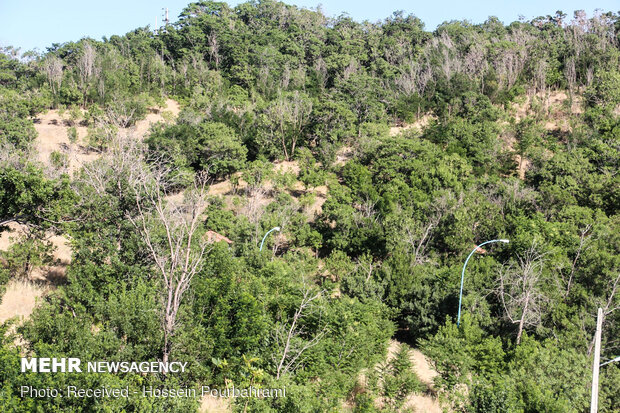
[457,239,509,327]
[591,307,603,413]
[260,227,280,252]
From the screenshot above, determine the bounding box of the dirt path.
[410,348,438,387]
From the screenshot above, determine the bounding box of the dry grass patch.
[132,99,180,137]
[198,395,231,413]
[350,340,445,413]
[33,99,181,175]
[0,279,49,324]
[389,114,435,137]
[0,222,71,323]
[33,109,99,174]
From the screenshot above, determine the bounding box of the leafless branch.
[273,279,327,379]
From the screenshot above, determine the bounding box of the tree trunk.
[162,287,175,366]
[516,318,524,345]
[516,298,529,345]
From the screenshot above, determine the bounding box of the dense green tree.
[147,121,247,178]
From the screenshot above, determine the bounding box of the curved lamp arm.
[600,356,620,367]
[457,239,509,327]
[259,226,281,251]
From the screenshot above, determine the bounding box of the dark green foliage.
[147,121,247,178]
[380,344,424,408]
[0,166,76,229]
[0,89,41,150]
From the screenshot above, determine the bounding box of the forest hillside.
[0,2,618,412]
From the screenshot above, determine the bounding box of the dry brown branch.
[42,56,63,98]
[77,42,96,105]
[273,279,327,379]
[497,241,550,344]
[128,163,212,364]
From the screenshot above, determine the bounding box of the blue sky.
[0,0,618,53]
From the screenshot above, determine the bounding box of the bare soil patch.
[0,279,49,324]
[33,99,181,175]
[335,145,354,166]
[33,110,98,174]
[199,395,231,413]
[389,114,435,137]
[0,222,71,322]
[132,98,180,137]
[364,340,444,412]
[273,160,301,175]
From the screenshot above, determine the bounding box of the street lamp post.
[457,239,509,327]
[259,226,281,252]
[590,307,619,413]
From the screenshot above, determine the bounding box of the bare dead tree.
[494,44,528,90]
[42,56,63,101]
[437,31,461,80]
[179,60,189,89]
[207,32,220,69]
[492,28,533,90]
[78,132,156,258]
[292,65,306,90]
[497,241,550,344]
[354,253,378,284]
[152,53,167,91]
[565,57,577,100]
[80,132,145,189]
[128,165,212,365]
[400,214,440,266]
[589,12,618,52]
[343,58,358,80]
[314,55,328,92]
[273,279,327,379]
[394,60,417,96]
[564,224,592,298]
[534,59,548,97]
[600,274,620,317]
[268,202,298,255]
[568,11,587,61]
[240,186,267,242]
[0,141,35,169]
[94,64,105,103]
[77,42,96,106]
[281,64,291,90]
[266,91,313,160]
[396,59,432,100]
[392,192,458,265]
[464,42,488,89]
[106,95,137,129]
[358,197,378,221]
[586,64,594,87]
